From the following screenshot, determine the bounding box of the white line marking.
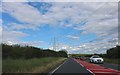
[87,69,95,75]
[50,60,67,74]
[74,59,96,75]
[93,72,120,73]
[74,59,85,67]
[79,63,84,67]
[75,60,120,75]
[107,68,120,72]
[93,63,120,72]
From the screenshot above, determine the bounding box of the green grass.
[3,57,67,73]
[104,58,120,64]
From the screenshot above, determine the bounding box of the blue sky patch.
[28,2,52,15]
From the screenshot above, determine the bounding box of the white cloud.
[4,23,40,30]
[18,41,44,47]
[3,2,44,24]
[0,26,2,43]
[5,41,13,45]
[68,37,118,54]
[0,19,2,43]
[0,19,2,24]
[2,2,117,29]
[2,0,119,2]
[66,35,79,40]
[49,43,71,51]
[2,30,28,43]
[0,26,2,36]
[3,40,44,47]
[2,2,118,54]
[3,0,28,2]
[78,19,117,36]
[2,2,112,29]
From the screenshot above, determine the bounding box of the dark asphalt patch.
[98,63,120,71]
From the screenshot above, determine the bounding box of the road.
[85,59,120,71]
[52,58,93,75]
[51,58,120,75]
[99,63,120,71]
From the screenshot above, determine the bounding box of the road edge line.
[86,69,95,75]
[74,59,95,75]
[79,62,84,67]
[49,59,67,74]
[73,59,86,68]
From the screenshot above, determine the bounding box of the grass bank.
[104,58,120,65]
[3,57,67,73]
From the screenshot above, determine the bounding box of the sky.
[0,1,119,54]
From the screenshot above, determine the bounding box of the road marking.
[73,59,96,75]
[93,63,120,72]
[73,59,85,67]
[50,59,67,74]
[86,69,95,75]
[74,59,95,75]
[107,68,120,72]
[77,61,84,67]
[79,63,84,67]
[75,59,120,75]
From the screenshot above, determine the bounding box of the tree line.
[2,44,68,59]
[70,45,120,59]
[106,45,120,58]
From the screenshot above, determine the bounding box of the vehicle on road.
[75,56,87,61]
[89,55,104,64]
[75,57,80,59]
[79,56,87,60]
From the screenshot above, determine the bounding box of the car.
[79,56,86,60]
[75,56,81,59]
[75,57,80,59]
[89,55,104,64]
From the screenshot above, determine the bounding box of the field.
[2,57,67,73]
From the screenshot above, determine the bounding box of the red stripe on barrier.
[74,59,120,75]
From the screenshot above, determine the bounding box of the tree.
[107,45,120,58]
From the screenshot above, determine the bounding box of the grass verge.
[2,57,67,73]
[104,58,120,65]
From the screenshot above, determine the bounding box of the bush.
[106,45,120,58]
[2,44,68,59]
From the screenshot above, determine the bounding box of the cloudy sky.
[1,1,118,54]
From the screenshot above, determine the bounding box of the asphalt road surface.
[52,58,93,75]
[98,63,120,71]
[85,59,120,71]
